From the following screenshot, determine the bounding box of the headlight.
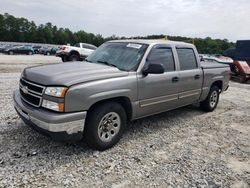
[42,99,64,112]
[44,87,68,97]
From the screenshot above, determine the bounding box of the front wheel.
[200,86,220,112]
[69,54,80,61]
[61,56,68,62]
[84,102,127,150]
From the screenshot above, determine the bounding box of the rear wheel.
[69,54,80,61]
[84,102,127,150]
[239,74,247,83]
[200,86,220,112]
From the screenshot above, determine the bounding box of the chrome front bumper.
[13,90,87,141]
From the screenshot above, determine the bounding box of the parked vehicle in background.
[40,47,58,56]
[56,43,97,62]
[233,61,250,82]
[0,44,13,53]
[32,45,42,53]
[4,45,34,55]
[224,40,250,83]
[39,47,48,55]
[14,39,230,150]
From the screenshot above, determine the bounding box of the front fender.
[64,74,137,112]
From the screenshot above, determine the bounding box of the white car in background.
[56,43,97,62]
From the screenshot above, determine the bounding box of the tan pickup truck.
[14,39,230,150]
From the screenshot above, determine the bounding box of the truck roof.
[109,39,195,48]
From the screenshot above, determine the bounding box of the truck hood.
[22,62,129,86]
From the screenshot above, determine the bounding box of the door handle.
[172,77,179,82]
[194,74,200,79]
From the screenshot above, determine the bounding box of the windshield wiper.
[97,60,118,68]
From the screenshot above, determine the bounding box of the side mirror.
[142,63,165,76]
[200,56,205,62]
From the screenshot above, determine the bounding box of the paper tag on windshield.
[127,43,142,49]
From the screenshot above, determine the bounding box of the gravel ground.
[0,54,249,187]
[0,54,61,73]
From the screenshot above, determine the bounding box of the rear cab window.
[146,44,175,72]
[176,48,198,70]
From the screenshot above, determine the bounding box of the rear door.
[175,47,203,104]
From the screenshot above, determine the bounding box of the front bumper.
[56,51,69,57]
[13,90,87,141]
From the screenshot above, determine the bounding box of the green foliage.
[0,13,105,47]
[130,35,235,54]
[0,13,234,53]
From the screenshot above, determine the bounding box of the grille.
[20,78,44,95]
[19,78,45,107]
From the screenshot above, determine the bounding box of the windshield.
[86,42,148,71]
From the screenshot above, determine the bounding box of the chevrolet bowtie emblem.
[22,86,29,94]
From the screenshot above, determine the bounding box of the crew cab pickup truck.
[14,40,230,150]
[56,43,97,62]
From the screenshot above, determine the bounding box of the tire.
[84,102,127,151]
[200,86,220,112]
[69,54,80,61]
[239,74,247,83]
[61,56,68,62]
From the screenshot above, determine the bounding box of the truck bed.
[201,61,230,69]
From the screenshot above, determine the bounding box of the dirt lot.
[0,54,249,187]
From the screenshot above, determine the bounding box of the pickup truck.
[56,43,97,62]
[14,40,230,150]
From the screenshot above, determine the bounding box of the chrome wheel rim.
[97,112,121,142]
[210,91,218,108]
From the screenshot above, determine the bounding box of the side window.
[176,48,197,70]
[89,46,97,50]
[83,44,93,50]
[146,46,175,72]
[74,43,80,47]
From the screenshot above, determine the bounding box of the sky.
[0,0,250,41]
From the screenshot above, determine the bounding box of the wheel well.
[69,50,80,57]
[88,97,133,121]
[211,80,223,92]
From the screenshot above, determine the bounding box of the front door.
[137,44,179,118]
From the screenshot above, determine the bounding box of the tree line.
[0,13,234,54]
